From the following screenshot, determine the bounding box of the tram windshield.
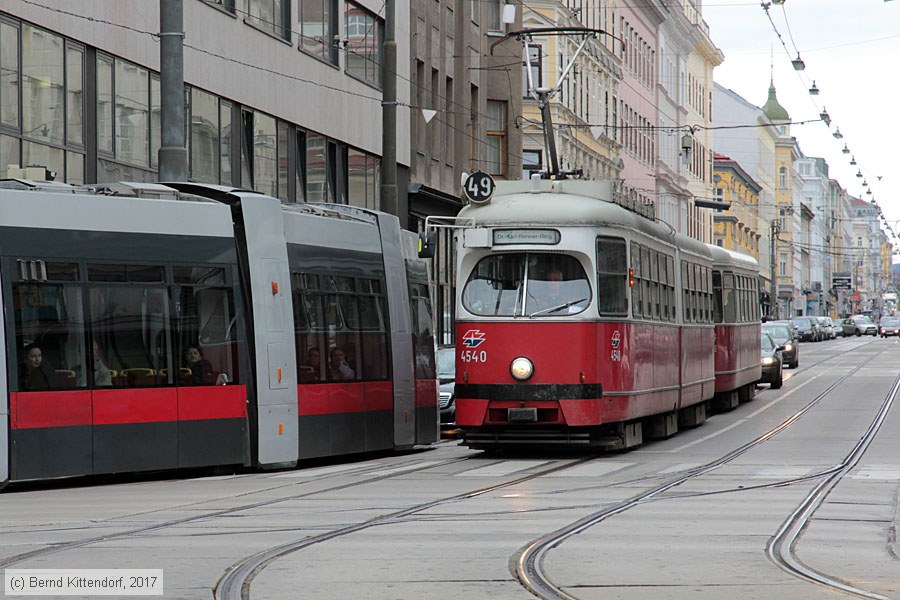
[462,254,590,317]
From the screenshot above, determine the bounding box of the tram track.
[513,341,895,600]
[3,339,890,598]
[765,372,900,600]
[211,338,891,600]
[0,453,476,570]
[212,455,596,600]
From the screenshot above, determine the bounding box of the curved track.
[513,339,895,600]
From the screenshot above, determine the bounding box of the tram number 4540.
[460,349,488,363]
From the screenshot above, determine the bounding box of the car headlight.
[761,356,775,366]
[510,357,534,381]
[783,343,793,351]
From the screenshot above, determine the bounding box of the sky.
[702,0,900,255]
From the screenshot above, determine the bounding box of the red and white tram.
[708,244,763,407]
[445,178,760,450]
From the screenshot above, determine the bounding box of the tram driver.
[529,268,589,316]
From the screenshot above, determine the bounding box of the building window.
[347,147,380,209]
[486,0,503,32]
[522,44,541,97]
[247,0,291,40]
[522,149,541,180]
[300,0,338,64]
[240,109,278,196]
[485,100,506,176]
[344,2,383,88]
[779,253,787,277]
[190,87,220,184]
[1,21,86,183]
[778,165,787,189]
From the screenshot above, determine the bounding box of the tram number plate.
[508,408,537,422]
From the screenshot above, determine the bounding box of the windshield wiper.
[529,298,588,317]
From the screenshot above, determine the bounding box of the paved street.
[2,336,899,600]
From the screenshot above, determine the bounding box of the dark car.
[437,345,456,426]
[791,316,820,342]
[759,331,784,389]
[879,316,900,337]
[762,322,798,369]
[841,315,877,337]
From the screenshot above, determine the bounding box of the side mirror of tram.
[417,231,437,259]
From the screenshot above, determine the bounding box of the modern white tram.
[0,180,437,487]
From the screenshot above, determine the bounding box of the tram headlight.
[510,357,534,381]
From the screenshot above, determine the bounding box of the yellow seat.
[160,368,191,376]
[122,368,157,376]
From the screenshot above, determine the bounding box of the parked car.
[769,319,799,338]
[816,316,836,340]
[763,322,799,368]
[759,331,784,389]
[879,316,900,337]
[437,345,456,425]
[841,315,877,337]
[791,316,820,342]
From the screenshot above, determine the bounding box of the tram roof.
[458,179,710,256]
[706,243,760,272]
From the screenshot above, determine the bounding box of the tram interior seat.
[299,365,317,383]
[55,369,77,387]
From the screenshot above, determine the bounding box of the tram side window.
[722,273,736,323]
[641,247,651,319]
[13,280,86,391]
[292,273,389,382]
[173,284,238,386]
[698,265,708,323]
[712,271,723,323]
[596,237,627,316]
[358,278,389,380]
[89,284,170,388]
[410,282,436,380]
[631,243,643,318]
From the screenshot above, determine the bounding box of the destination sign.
[493,229,561,245]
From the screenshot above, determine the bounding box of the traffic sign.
[463,171,495,204]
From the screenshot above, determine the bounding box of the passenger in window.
[19,344,58,391]
[184,345,227,386]
[92,341,113,387]
[76,340,113,387]
[328,347,355,381]
[301,347,321,382]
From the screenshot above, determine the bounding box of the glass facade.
[0,12,381,208]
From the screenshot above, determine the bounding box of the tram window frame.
[722,273,736,323]
[596,237,628,317]
[291,271,390,382]
[12,280,87,392]
[665,256,675,321]
[631,243,643,319]
[712,271,723,323]
[641,246,651,319]
[173,275,240,387]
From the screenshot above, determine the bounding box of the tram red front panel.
[455,320,684,427]
[714,324,762,391]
